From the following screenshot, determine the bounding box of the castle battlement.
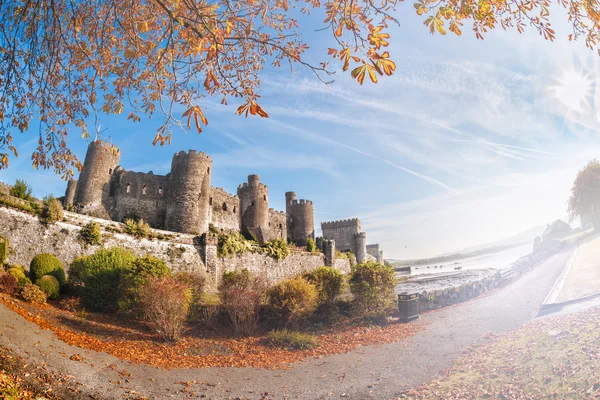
[211,187,238,199]
[354,232,367,238]
[321,218,360,228]
[172,149,211,160]
[91,140,120,153]
[367,243,379,248]
[289,199,314,206]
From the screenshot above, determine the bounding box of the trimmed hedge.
[29,254,65,285]
[349,261,397,319]
[36,275,60,300]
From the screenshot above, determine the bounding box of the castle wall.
[111,169,170,228]
[73,140,120,218]
[165,151,212,234]
[208,187,240,231]
[0,206,351,291]
[285,192,315,246]
[267,209,287,241]
[354,232,367,263]
[237,175,269,241]
[321,218,361,253]
[367,244,381,262]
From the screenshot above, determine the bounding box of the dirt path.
[0,246,573,400]
[555,233,600,302]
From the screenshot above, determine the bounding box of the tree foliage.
[568,159,600,229]
[1,0,595,176]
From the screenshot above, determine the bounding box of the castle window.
[263,195,267,201]
[233,206,236,213]
[268,222,271,227]
[126,183,131,193]
[158,187,163,195]
[91,179,96,187]
[142,185,147,195]
[279,224,283,229]
[207,167,210,174]
[209,197,213,205]
[222,202,228,211]
[109,168,113,175]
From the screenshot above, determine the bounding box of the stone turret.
[367,243,384,263]
[64,179,78,208]
[353,232,367,263]
[73,140,120,217]
[165,150,212,234]
[237,174,269,241]
[285,191,315,246]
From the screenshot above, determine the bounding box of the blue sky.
[2,7,600,259]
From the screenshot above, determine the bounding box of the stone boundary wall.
[401,244,563,313]
[0,206,348,290]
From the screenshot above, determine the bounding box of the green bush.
[306,238,318,253]
[124,218,150,238]
[16,276,32,290]
[266,329,317,350]
[267,276,318,326]
[80,222,102,245]
[21,283,46,304]
[29,254,65,286]
[261,239,290,260]
[303,266,344,305]
[349,261,397,319]
[7,267,26,280]
[72,247,136,312]
[217,231,258,257]
[41,196,64,224]
[36,275,60,300]
[10,179,32,200]
[0,235,8,265]
[119,255,170,312]
[219,269,267,336]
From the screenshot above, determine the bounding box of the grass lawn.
[399,306,600,399]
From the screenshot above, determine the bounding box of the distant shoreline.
[390,241,529,267]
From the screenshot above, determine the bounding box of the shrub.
[303,266,344,305]
[0,274,18,295]
[119,255,170,312]
[10,179,32,200]
[139,276,191,341]
[36,275,60,300]
[72,247,136,312]
[0,235,8,264]
[17,276,32,290]
[29,254,65,286]
[266,329,317,350]
[80,222,102,245]
[194,292,221,324]
[174,272,206,320]
[349,261,397,320]
[267,277,318,326]
[21,284,46,304]
[261,239,290,260]
[306,238,318,253]
[219,269,267,336]
[217,231,258,257]
[124,218,150,238]
[41,196,64,224]
[7,267,25,280]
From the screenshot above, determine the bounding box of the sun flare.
[552,70,593,112]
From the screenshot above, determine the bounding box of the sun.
[551,70,593,112]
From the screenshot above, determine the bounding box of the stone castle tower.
[285,191,315,246]
[237,175,270,241]
[320,218,369,263]
[72,140,120,218]
[165,150,212,234]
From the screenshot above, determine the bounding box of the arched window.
[207,167,210,174]
[126,183,131,193]
[263,195,267,201]
[268,222,271,227]
[222,202,228,211]
[279,224,283,229]
[209,197,213,206]
[158,187,163,195]
[109,168,113,175]
[142,185,147,195]
[233,206,237,213]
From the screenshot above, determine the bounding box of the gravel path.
[0,245,573,400]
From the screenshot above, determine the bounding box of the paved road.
[0,246,574,400]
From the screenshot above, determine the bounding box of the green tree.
[568,160,600,230]
[10,179,32,200]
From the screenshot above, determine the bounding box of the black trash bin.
[398,293,419,322]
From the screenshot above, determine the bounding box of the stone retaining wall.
[0,206,349,290]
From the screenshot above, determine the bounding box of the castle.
[64,141,383,263]
[64,141,315,245]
